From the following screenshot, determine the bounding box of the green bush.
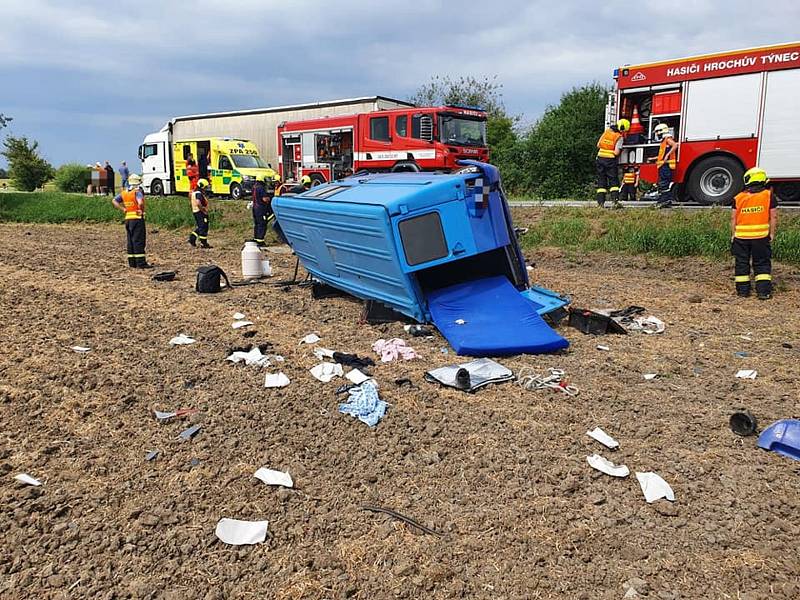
[54,163,91,193]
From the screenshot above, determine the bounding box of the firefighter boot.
[136,257,154,269]
[610,189,622,209]
[755,274,772,300]
[200,239,212,249]
[188,233,197,247]
[128,256,137,268]
[735,277,751,297]
[596,189,607,208]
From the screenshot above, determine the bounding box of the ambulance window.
[398,212,448,266]
[396,115,407,137]
[370,116,390,142]
[219,155,232,170]
[143,144,158,158]
[182,145,191,160]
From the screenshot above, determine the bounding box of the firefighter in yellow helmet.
[648,123,679,209]
[188,178,211,248]
[286,175,313,194]
[111,174,152,268]
[595,118,629,208]
[731,167,777,299]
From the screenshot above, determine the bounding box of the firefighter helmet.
[272,173,281,182]
[197,178,209,189]
[654,123,670,139]
[261,174,273,183]
[128,174,142,186]
[616,118,631,132]
[743,167,768,186]
[301,175,312,187]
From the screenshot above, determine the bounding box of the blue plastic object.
[427,276,569,356]
[757,419,800,461]
[273,162,568,356]
[520,286,570,317]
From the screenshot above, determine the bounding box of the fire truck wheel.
[391,161,421,173]
[309,174,325,187]
[774,182,800,204]
[150,179,164,196]
[687,155,743,205]
[229,182,243,200]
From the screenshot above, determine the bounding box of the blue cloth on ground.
[338,381,387,427]
[426,275,569,357]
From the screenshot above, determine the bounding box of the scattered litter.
[254,467,294,488]
[154,408,196,422]
[346,369,372,385]
[71,346,91,353]
[587,427,619,449]
[394,378,417,389]
[264,372,290,388]
[361,505,442,537]
[426,357,513,393]
[232,320,254,329]
[310,362,344,383]
[333,352,376,370]
[757,419,800,461]
[404,324,433,337]
[145,450,159,461]
[440,348,449,354]
[643,373,658,380]
[628,315,665,334]
[178,425,201,441]
[313,347,335,360]
[190,458,201,468]
[735,369,758,379]
[233,312,246,320]
[734,351,751,358]
[372,338,418,362]
[169,334,195,346]
[782,342,793,349]
[152,271,176,282]
[517,367,578,396]
[730,411,758,437]
[227,347,270,367]
[338,381,387,426]
[587,454,630,478]
[596,345,610,351]
[335,383,357,396]
[300,333,321,345]
[214,518,269,546]
[273,355,285,362]
[14,473,42,486]
[740,334,753,341]
[636,472,675,503]
[455,319,466,325]
[568,308,628,335]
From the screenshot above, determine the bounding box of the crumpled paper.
[300,333,320,345]
[310,362,343,382]
[636,471,675,503]
[586,427,619,449]
[169,334,195,346]
[214,518,269,545]
[227,347,270,367]
[587,454,629,477]
[264,372,290,388]
[254,467,293,488]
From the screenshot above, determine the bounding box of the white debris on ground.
[586,427,619,449]
[264,372,290,388]
[214,518,269,546]
[169,334,196,346]
[636,472,675,503]
[587,454,630,478]
[253,467,293,488]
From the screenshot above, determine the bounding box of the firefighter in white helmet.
[649,123,678,209]
[595,118,630,208]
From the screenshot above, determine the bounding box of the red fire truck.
[276,105,489,184]
[609,41,800,204]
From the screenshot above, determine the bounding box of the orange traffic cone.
[629,106,645,136]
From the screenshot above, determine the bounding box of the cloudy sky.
[1,0,798,170]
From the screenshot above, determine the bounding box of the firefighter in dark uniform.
[649,123,678,208]
[252,174,278,247]
[188,178,211,248]
[731,167,777,299]
[595,118,630,208]
[111,174,151,268]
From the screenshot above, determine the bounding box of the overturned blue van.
[272,161,568,356]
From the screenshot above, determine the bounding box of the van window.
[143,144,158,158]
[182,145,192,160]
[219,155,232,170]
[396,115,407,137]
[370,116,390,142]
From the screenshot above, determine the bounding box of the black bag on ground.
[196,265,231,293]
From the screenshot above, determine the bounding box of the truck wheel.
[774,182,800,204]
[151,179,164,196]
[687,156,743,205]
[391,161,421,173]
[309,173,326,187]
[229,182,242,200]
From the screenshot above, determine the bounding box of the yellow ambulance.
[172,138,277,199]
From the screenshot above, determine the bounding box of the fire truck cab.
[276,105,489,185]
[609,41,800,204]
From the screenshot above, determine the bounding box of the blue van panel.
[427,276,570,356]
[520,286,571,316]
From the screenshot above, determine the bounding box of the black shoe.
[596,201,605,208]
[188,235,196,247]
[736,291,751,298]
[757,293,772,300]
[137,262,154,269]
[200,242,212,249]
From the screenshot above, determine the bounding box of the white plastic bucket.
[261,259,272,277]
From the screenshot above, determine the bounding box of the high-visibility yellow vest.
[734,189,771,239]
[121,189,144,220]
[656,138,677,169]
[596,128,622,159]
[622,172,636,184]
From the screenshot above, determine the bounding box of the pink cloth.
[372,338,418,362]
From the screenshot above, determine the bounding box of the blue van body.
[272,161,569,355]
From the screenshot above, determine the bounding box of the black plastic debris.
[361,300,413,325]
[152,271,176,282]
[730,411,758,437]
[179,425,201,441]
[333,352,375,370]
[568,308,627,335]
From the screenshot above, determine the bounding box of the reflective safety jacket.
[191,190,208,214]
[734,189,771,239]
[121,189,144,220]
[596,128,622,159]
[622,172,637,184]
[656,138,677,169]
